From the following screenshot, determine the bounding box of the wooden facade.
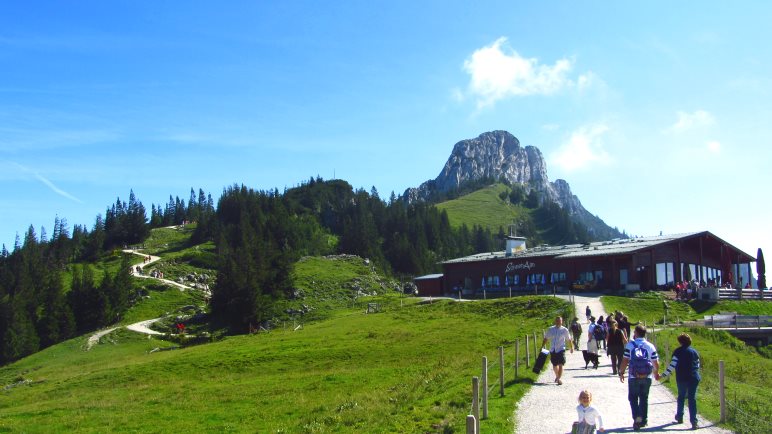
[418,232,756,296]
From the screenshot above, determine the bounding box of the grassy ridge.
[435,184,529,232]
[0,297,570,433]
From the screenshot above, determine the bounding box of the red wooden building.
[414,232,756,297]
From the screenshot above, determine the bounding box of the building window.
[550,272,566,283]
[578,271,594,283]
[619,269,628,285]
[656,262,675,286]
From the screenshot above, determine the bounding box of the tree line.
[203,177,605,332]
[0,177,611,362]
[0,188,215,364]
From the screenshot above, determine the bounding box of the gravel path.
[85,327,119,350]
[513,294,732,434]
[85,249,194,348]
[125,317,165,335]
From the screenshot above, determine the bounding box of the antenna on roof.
[508,220,520,237]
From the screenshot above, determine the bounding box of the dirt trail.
[85,327,119,350]
[513,294,732,433]
[85,249,196,349]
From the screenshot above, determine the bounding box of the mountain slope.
[404,130,623,241]
[434,183,526,231]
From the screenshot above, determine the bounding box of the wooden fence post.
[515,340,520,378]
[482,356,489,419]
[719,360,726,423]
[499,346,505,397]
[525,335,531,368]
[466,414,477,434]
[533,331,539,355]
[472,376,480,433]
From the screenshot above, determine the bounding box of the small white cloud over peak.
[707,140,721,153]
[550,124,612,172]
[666,110,715,133]
[461,37,585,108]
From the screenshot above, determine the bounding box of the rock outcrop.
[403,130,621,239]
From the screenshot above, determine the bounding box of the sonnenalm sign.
[505,261,536,272]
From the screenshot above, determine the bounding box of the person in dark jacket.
[661,333,701,430]
[606,319,628,374]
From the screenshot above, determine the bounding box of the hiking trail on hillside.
[85,248,197,350]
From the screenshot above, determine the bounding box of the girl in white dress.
[573,390,604,433]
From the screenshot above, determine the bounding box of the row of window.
[471,270,604,289]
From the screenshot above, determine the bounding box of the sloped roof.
[414,273,444,280]
[442,231,754,265]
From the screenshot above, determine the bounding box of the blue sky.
[1,1,770,270]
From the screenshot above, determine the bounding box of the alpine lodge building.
[413,231,756,297]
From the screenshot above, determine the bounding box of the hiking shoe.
[674,416,683,424]
[633,422,641,431]
[557,379,563,385]
[691,422,698,430]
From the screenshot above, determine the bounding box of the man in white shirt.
[541,316,574,385]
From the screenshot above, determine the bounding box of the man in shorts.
[542,316,574,385]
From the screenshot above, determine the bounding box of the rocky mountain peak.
[403,130,621,239]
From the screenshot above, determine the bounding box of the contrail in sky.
[13,162,84,204]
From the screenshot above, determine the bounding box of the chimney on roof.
[506,236,527,256]
[506,222,526,256]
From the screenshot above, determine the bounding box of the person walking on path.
[596,316,607,350]
[661,333,701,430]
[542,316,574,385]
[606,319,628,375]
[586,317,600,369]
[586,305,592,321]
[570,317,583,350]
[574,390,605,433]
[618,324,660,431]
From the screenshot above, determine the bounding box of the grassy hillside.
[0,297,572,433]
[602,291,772,325]
[284,255,401,322]
[435,184,530,233]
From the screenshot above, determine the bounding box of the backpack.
[592,323,606,341]
[629,341,654,377]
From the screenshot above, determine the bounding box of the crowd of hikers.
[543,309,702,433]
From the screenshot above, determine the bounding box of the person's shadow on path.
[602,422,687,432]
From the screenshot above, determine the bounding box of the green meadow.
[0,296,571,433]
[435,184,529,232]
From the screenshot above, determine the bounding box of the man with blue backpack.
[618,324,660,431]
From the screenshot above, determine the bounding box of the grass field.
[602,291,772,325]
[435,184,530,232]
[0,296,571,433]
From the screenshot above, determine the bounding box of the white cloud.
[667,110,715,133]
[462,37,581,108]
[707,140,721,153]
[550,124,612,172]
